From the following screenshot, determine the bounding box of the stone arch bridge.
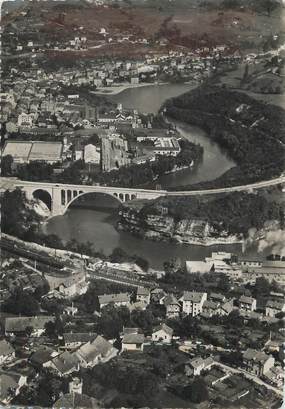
[1,179,167,217]
[1,176,284,218]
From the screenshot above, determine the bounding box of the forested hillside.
[163,86,285,189]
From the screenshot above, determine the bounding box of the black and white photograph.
[0,0,284,408]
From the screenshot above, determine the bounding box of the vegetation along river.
[44,83,249,268]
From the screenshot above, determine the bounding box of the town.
[1,0,284,408]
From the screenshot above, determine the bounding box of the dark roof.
[54,393,99,408]
[5,316,55,332]
[29,346,57,366]
[153,323,173,336]
[183,291,206,303]
[50,351,80,375]
[122,333,145,344]
[64,332,97,344]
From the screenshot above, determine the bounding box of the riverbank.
[90,81,169,96]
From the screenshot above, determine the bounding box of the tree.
[260,0,279,16]
[183,377,209,403]
[1,155,13,176]
[3,288,40,316]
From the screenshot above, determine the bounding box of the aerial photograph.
[0,0,284,407]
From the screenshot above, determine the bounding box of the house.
[209,293,226,303]
[0,371,27,404]
[5,316,55,337]
[219,300,234,316]
[98,293,131,309]
[76,335,118,368]
[239,295,257,312]
[185,356,214,377]
[151,288,166,304]
[0,339,15,365]
[263,366,284,388]
[152,324,173,343]
[164,294,181,318]
[243,348,275,377]
[44,351,80,376]
[265,300,285,317]
[54,393,99,408]
[136,287,150,304]
[63,333,97,351]
[121,332,145,352]
[180,292,207,316]
[29,346,59,368]
[202,300,220,317]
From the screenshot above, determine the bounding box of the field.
[2,1,283,59]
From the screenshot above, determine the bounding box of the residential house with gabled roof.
[5,316,55,337]
[122,333,145,352]
[239,295,256,312]
[76,335,118,368]
[98,293,131,309]
[202,300,220,317]
[164,294,181,318]
[152,323,173,343]
[243,348,275,377]
[63,333,97,351]
[185,356,214,377]
[43,351,80,377]
[180,292,207,317]
[219,300,234,316]
[0,339,15,365]
[0,371,27,404]
[54,392,99,408]
[136,286,150,305]
[29,346,59,368]
[265,300,285,317]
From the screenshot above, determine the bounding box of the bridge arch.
[32,189,52,211]
[62,190,123,215]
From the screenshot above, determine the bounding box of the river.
[45,83,245,269]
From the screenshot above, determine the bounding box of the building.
[98,293,131,309]
[243,348,275,377]
[29,346,59,368]
[152,137,181,157]
[17,112,34,127]
[69,377,83,395]
[265,300,285,317]
[101,135,129,172]
[202,300,220,317]
[164,294,181,318]
[185,356,214,377]
[0,340,15,365]
[136,287,150,304]
[0,371,27,404]
[240,259,285,286]
[63,333,97,351]
[180,291,207,316]
[2,141,63,164]
[152,324,173,343]
[76,335,118,368]
[84,144,100,164]
[121,333,145,352]
[54,393,99,408]
[186,261,213,275]
[239,295,257,312]
[43,351,80,376]
[5,316,55,337]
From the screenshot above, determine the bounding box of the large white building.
[180,291,207,316]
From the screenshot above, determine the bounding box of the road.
[215,362,283,397]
